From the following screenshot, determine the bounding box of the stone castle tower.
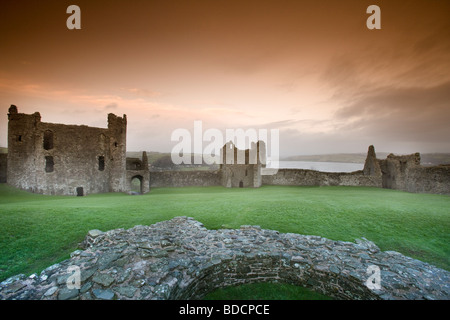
[7,105,128,195]
[220,140,266,188]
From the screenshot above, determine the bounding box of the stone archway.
[130,175,143,194]
[1,217,449,300]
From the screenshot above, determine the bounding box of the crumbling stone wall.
[379,153,420,191]
[262,146,450,195]
[5,105,449,195]
[148,141,265,189]
[379,153,450,195]
[7,105,127,195]
[262,145,383,188]
[0,153,7,183]
[262,169,382,187]
[1,217,448,300]
[363,145,382,176]
[404,165,450,195]
[126,152,150,194]
[220,141,265,188]
[149,170,222,188]
[146,144,449,194]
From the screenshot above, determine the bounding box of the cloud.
[256,119,330,132]
[413,23,450,56]
[125,88,162,98]
[104,102,118,110]
[333,81,450,144]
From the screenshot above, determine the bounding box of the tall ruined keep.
[220,140,266,188]
[6,105,149,196]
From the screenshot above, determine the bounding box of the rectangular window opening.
[45,156,54,173]
[43,130,54,150]
[98,156,105,171]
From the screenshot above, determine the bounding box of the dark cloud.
[413,22,450,55]
[334,81,450,145]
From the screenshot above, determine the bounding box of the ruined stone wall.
[220,141,264,188]
[379,153,450,195]
[0,154,7,183]
[379,153,420,191]
[125,152,150,194]
[1,217,449,300]
[7,106,127,195]
[403,165,450,195]
[126,171,150,194]
[7,109,40,192]
[148,168,382,190]
[221,165,257,188]
[106,114,127,193]
[262,169,382,188]
[149,170,222,188]
[261,146,449,194]
[6,109,448,195]
[35,123,111,195]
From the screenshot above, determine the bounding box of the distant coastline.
[282,153,450,167]
[267,161,363,173]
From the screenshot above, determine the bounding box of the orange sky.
[1,0,449,156]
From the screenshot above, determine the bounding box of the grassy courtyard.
[0,184,449,299]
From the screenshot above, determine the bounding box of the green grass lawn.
[203,282,333,300]
[0,184,449,299]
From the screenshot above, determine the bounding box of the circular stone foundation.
[1,217,449,300]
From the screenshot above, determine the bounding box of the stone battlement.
[1,217,449,300]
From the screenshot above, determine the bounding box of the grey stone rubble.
[1,216,449,300]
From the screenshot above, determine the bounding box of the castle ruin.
[1,105,449,195]
[220,140,265,188]
[5,105,149,196]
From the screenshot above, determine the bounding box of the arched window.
[43,130,54,150]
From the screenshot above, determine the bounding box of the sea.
[266,161,364,173]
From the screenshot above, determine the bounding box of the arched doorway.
[239,181,244,188]
[76,187,84,197]
[131,175,143,194]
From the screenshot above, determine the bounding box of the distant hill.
[127,151,219,171]
[127,151,171,163]
[283,153,384,164]
[420,153,450,166]
[283,152,450,166]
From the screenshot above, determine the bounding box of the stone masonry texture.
[6,106,128,195]
[1,217,449,300]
